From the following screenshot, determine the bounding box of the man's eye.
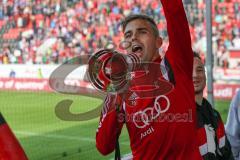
[125,34,131,38]
[140,30,147,34]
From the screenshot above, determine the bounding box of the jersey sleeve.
[214,111,234,160]
[225,91,240,159]
[160,0,193,79]
[95,93,124,155]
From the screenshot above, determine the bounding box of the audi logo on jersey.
[133,95,170,129]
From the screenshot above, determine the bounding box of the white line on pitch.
[15,131,129,146]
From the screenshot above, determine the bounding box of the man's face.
[123,19,162,62]
[193,57,206,94]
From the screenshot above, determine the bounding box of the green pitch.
[0,91,230,160]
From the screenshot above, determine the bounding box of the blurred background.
[0,0,239,159]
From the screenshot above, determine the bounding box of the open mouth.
[132,44,143,55]
[193,80,200,86]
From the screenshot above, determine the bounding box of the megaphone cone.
[87,49,140,93]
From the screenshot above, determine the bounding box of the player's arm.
[214,111,234,159]
[225,91,240,159]
[96,94,124,155]
[160,0,193,78]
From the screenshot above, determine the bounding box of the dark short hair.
[193,51,202,60]
[121,14,160,37]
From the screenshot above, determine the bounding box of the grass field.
[0,91,231,160]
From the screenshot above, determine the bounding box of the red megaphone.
[87,49,140,93]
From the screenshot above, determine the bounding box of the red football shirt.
[96,0,202,159]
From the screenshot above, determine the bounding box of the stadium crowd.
[0,0,239,68]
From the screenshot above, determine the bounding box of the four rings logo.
[133,95,170,128]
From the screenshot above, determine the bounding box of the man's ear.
[156,37,163,48]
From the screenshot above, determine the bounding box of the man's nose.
[192,70,197,78]
[131,32,138,41]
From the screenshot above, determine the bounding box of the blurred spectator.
[226,90,240,160]
[9,69,16,78]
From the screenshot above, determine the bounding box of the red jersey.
[96,0,202,159]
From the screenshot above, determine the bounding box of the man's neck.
[153,54,161,62]
[195,92,203,106]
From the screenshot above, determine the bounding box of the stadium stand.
[0,0,239,68]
